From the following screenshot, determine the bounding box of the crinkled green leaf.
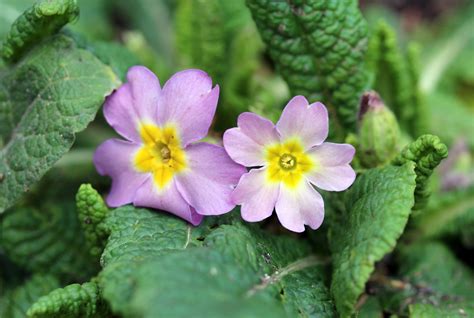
[367,22,428,137]
[393,134,448,210]
[95,206,335,317]
[0,0,79,63]
[0,34,120,213]
[329,163,417,317]
[409,302,474,318]
[129,248,287,318]
[76,184,110,258]
[204,224,336,318]
[0,202,96,281]
[27,280,108,318]
[247,0,369,135]
[97,206,203,316]
[0,274,59,318]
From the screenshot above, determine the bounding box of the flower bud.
[358,91,401,168]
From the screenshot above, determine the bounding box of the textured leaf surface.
[98,206,200,316]
[27,280,107,318]
[393,134,448,210]
[0,34,119,212]
[0,202,96,281]
[97,207,335,317]
[367,21,428,136]
[129,248,287,318]
[329,163,417,317]
[0,0,78,62]
[0,274,59,318]
[247,0,369,134]
[205,224,336,318]
[76,184,110,258]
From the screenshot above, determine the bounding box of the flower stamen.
[160,144,171,162]
[279,153,297,170]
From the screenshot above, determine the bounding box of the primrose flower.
[94,66,245,225]
[223,96,356,232]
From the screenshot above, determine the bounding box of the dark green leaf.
[247,0,369,135]
[0,202,96,281]
[0,275,59,318]
[0,34,119,212]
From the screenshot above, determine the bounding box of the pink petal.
[276,96,328,149]
[306,143,356,191]
[275,182,325,233]
[93,139,148,207]
[157,69,219,146]
[133,178,203,226]
[223,112,280,167]
[232,168,279,222]
[175,143,246,216]
[103,66,161,142]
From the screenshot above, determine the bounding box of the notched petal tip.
[277,96,329,148]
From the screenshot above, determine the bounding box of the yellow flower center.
[134,123,187,189]
[265,139,314,188]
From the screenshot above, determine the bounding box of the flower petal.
[175,143,246,216]
[103,66,161,142]
[133,178,203,225]
[276,96,328,149]
[93,139,148,206]
[231,168,279,222]
[275,182,325,232]
[157,69,219,146]
[223,112,280,166]
[306,143,356,191]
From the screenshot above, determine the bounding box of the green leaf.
[0,34,120,213]
[0,274,59,318]
[175,0,261,129]
[393,134,448,210]
[329,163,417,317]
[97,206,200,316]
[97,207,335,317]
[247,0,369,135]
[0,0,79,63]
[129,248,288,318]
[411,187,474,246]
[0,202,96,281]
[409,302,474,318]
[398,242,474,300]
[76,184,110,258]
[204,224,336,317]
[27,280,108,318]
[367,21,427,137]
